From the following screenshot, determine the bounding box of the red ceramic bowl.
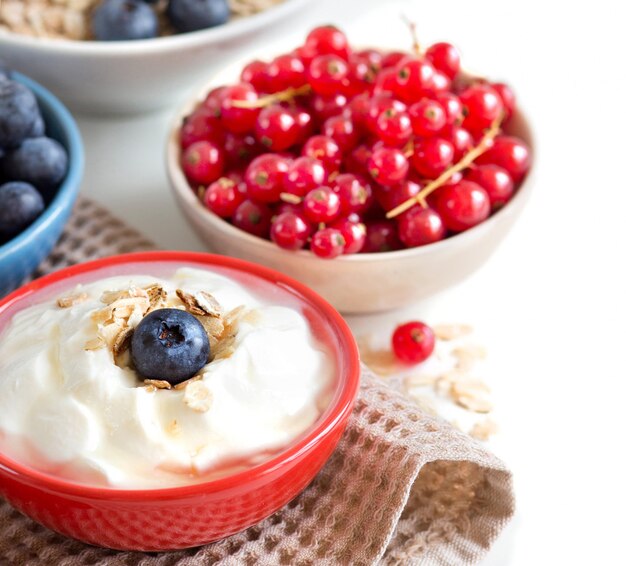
[0,251,360,551]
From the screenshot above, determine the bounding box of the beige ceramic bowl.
[0,0,313,115]
[166,54,534,314]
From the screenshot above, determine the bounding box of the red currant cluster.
[179,25,531,259]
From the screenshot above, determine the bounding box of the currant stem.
[401,15,421,55]
[386,113,505,219]
[231,85,312,109]
[280,192,302,205]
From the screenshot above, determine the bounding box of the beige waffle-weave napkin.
[0,198,514,565]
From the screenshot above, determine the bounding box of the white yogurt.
[0,268,333,488]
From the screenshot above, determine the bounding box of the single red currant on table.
[392,321,435,364]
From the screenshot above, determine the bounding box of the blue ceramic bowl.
[0,73,84,297]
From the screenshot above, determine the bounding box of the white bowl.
[0,0,313,115]
[166,52,535,314]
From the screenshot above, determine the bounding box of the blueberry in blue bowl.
[0,70,84,297]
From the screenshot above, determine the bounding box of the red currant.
[431,71,452,93]
[465,164,514,210]
[373,67,400,97]
[392,321,435,364]
[346,92,371,129]
[201,86,227,117]
[331,173,373,215]
[203,177,245,218]
[265,54,306,93]
[180,109,226,149]
[443,126,474,160]
[368,147,409,187]
[244,153,289,203]
[311,93,348,121]
[220,83,260,134]
[394,56,436,103]
[322,115,360,151]
[459,84,503,135]
[411,137,455,179]
[301,135,342,171]
[380,51,406,68]
[475,135,530,182]
[408,99,446,137]
[436,180,491,232]
[303,186,342,223]
[223,133,261,168]
[307,54,351,96]
[366,94,406,131]
[294,107,315,141]
[361,220,401,252]
[491,82,516,120]
[284,156,327,197]
[255,105,299,151]
[330,217,366,254]
[181,140,224,185]
[310,227,346,258]
[303,25,350,60]
[270,211,312,250]
[373,107,412,147]
[232,199,273,238]
[435,92,464,126]
[240,60,269,93]
[425,42,460,79]
[344,144,372,177]
[397,206,446,247]
[375,179,421,212]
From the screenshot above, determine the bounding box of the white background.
[74,0,626,564]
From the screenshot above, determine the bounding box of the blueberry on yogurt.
[92,0,159,41]
[131,308,210,385]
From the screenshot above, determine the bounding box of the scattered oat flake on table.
[433,323,473,341]
[470,418,499,441]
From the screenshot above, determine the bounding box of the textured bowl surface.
[0,251,360,551]
[166,52,535,314]
[0,72,84,298]
[0,0,313,115]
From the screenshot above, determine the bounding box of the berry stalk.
[386,112,504,219]
[231,84,312,109]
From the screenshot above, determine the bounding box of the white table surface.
[76,1,625,563]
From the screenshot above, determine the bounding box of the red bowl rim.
[0,251,360,500]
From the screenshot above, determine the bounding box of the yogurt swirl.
[0,268,333,488]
